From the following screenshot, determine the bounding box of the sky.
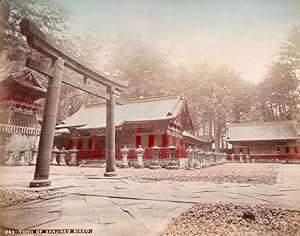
[62,0,300,83]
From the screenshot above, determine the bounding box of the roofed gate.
[20,19,128,187]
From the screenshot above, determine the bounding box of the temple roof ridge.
[84,93,184,109]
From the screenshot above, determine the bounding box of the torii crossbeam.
[20,19,128,187]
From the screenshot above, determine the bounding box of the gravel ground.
[0,189,59,208]
[161,203,300,236]
[0,163,279,185]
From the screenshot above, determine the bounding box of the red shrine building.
[56,94,212,160]
[226,121,300,161]
[0,71,46,164]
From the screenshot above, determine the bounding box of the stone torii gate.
[19,19,128,187]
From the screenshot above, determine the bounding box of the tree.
[0,0,69,74]
[0,0,105,121]
[107,36,171,99]
[56,31,104,121]
[257,61,299,121]
[280,24,300,77]
[176,64,255,151]
[254,23,300,126]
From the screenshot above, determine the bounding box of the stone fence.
[3,145,229,169]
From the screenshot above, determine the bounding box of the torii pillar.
[30,58,64,187]
[104,86,116,177]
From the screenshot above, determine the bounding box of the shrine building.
[56,94,212,160]
[0,70,46,164]
[226,121,300,161]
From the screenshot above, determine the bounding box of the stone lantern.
[217,152,221,163]
[207,151,212,164]
[213,152,217,163]
[193,147,199,168]
[59,147,67,166]
[29,146,38,165]
[206,151,211,165]
[149,145,161,169]
[120,145,129,168]
[135,145,144,168]
[239,153,244,163]
[231,153,235,163]
[19,150,28,166]
[166,145,179,169]
[186,146,194,170]
[4,149,14,166]
[211,152,215,164]
[246,154,250,163]
[69,146,78,166]
[51,146,59,165]
[198,149,204,167]
[202,151,207,165]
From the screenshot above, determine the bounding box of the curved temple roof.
[57,94,188,130]
[0,70,46,100]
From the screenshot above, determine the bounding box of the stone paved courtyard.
[0,163,300,236]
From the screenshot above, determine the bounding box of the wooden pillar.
[30,57,64,187]
[104,86,116,177]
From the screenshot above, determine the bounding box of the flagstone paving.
[0,164,300,236]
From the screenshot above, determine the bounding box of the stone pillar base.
[29,159,37,165]
[4,159,14,166]
[51,160,58,165]
[166,161,179,170]
[29,179,51,187]
[104,171,117,177]
[135,164,144,168]
[19,161,29,166]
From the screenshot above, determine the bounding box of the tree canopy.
[0,0,69,73]
[254,23,300,126]
[107,36,171,99]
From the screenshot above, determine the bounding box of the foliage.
[107,36,171,99]
[254,23,300,127]
[0,0,69,74]
[180,64,254,151]
[0,0,104,121]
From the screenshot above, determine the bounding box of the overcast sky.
[62,0,300,83]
